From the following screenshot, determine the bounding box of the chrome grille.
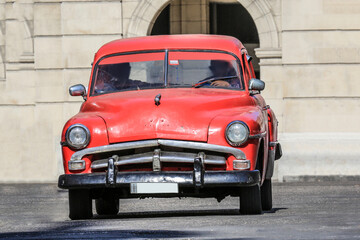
[67,139,246,170]
[91,150,226,169]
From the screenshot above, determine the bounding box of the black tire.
[95,197,119,215]
[240,185,262,215]
[68,189,93,220]
[261,179,273,211]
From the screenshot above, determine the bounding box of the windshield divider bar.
[164,49,169,87]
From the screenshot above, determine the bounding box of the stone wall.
[1,0,124,182]
[272,0,360,179]
[0,0,359,182]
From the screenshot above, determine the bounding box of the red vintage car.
[58,34,282,220]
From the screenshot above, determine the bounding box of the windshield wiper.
[192,75,238,88]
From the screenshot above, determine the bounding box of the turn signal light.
[233,160,250,170]
[69,160,86,171]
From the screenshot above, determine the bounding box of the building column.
[170,0,209,34]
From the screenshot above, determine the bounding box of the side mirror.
[248,78,265,92]
[69,84,87,100]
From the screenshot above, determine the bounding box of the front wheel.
[68,189,93,220]
[239,185,262,215]
[261,179,273,211]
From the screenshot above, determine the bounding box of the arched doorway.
[149,0,260,78]
[150,4,170,36]
[209,2,259,78]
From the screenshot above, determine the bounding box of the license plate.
[130,183,178,194]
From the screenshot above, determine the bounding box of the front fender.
[61,113,109,174]
[207,107,266,171]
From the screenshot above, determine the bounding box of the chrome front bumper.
[59,139,259,196]
[58,170,260,190]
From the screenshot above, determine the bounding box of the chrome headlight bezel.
[65,124,91,150]
[225,121,250,147]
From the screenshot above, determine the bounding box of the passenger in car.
[94,68,117,94]
[95,63,150,93]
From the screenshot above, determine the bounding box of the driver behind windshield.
[202,60,240,88]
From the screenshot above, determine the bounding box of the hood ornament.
[154,94,161,106]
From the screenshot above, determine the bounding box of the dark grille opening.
[93,162,226,172]
[116,163,153,172]
[161,162,194,171]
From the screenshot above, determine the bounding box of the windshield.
[91,50,243,96]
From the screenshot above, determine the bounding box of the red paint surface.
[81,89,256,144]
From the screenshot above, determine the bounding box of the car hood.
[81,89,254,143]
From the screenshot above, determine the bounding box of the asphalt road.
[0,182,359,239]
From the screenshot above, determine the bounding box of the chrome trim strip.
[91,155,152,169]
[164,49,169,86]
[262,105,270,111]
[248,132,266,139]
[160,152,226,165]
[71,139,246,162]
[157,139,246,159]
[91,151,227,169]
[153,149,161,171]
[71,140,159,161]
[269,141,278,147]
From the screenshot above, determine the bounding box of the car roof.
[94,34,246,63]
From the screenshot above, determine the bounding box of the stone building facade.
[0,0,359,182]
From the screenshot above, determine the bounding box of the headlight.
[65,124,90,150]
[225,121,249,146]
